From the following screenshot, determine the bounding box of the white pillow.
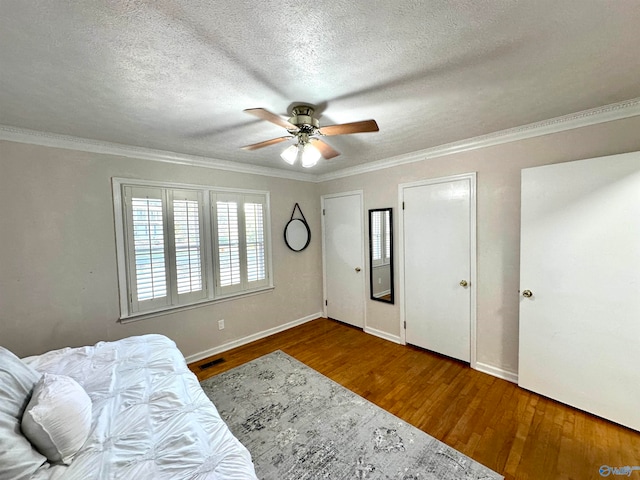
[21,373,92,465]
[0,346,48,480]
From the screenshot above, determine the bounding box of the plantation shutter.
[244,194,268,288]
[212,192,269,295]
[169,189,207,304]
[371,212,383,266]
[115,179,271,319]
[213,193,243,294]
[124,186,170,313]
[384,211,391,264]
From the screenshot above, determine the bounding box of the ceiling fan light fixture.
[301,142,321,168]
[243,104,379,167]
[280,144,299,165]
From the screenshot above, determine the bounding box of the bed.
[0,334,258,480]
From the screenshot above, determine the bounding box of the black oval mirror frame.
[284,218,311,252]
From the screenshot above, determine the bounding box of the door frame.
[398,173,477,368]
[321,190,367,326]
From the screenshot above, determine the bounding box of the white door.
[322,192,365,328]
[402,174,475,362]
[519,152,640,431]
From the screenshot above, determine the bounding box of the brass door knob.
[522,289,533,298]
[459,280,468,287]
[355,267,361,272]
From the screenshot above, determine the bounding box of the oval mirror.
[284,218,311,252]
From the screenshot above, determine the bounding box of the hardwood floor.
[189,318,640,480]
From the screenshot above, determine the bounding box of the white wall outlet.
[218,319,224,330]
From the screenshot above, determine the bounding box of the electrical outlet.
[218,319,225,330]
[378,278,382,284]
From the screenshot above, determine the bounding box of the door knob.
[522,289,533,298]
[459,280,468,287]
[355,267,361,272]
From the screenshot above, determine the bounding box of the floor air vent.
[199,358,225,370]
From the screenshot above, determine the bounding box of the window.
[173,196,203,295]
[131,194,167,302]
[113,179,272,320]
[216,199,241,288]
[211,193,269,296]
[245,201,266,282]
[384,210,391,262]
[371,210,391,267]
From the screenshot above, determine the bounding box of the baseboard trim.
[474,361,518,384]
[184,312,322,364]
[364,326,404,345]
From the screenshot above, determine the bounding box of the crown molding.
[0,125,316,182]
[2,96,639,184]
[317,96,640,182]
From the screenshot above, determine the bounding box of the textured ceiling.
[1,1,640,174]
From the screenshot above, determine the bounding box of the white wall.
[371,265,391,298]
[319,116,640,376]
[3,115,640,376]
[0,140,323,358]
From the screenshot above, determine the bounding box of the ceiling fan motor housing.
[288,105,319,135]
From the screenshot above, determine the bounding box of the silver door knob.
[522,289,533,298]
[355,267,361,272]
[459,280,468,287]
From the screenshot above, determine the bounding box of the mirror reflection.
[285,218,310,252]
[369,208,394,303]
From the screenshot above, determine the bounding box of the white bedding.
[22,334,257,480]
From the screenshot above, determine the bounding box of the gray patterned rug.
[200,351,503,480]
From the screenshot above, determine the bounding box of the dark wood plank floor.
[189,318,640,480]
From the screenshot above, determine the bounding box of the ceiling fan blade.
[241,136,292,151]
[243,108,298,130]
[319,119,379,136]
[310,139,340,160]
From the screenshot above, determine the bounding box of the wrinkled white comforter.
[23,334,257,480]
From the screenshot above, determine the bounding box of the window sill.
[119,286,275,324]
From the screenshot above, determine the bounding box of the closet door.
[402,174,475,362]
[322,192,365,328]
[519,152,640,431]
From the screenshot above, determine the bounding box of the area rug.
[200,351,503,480]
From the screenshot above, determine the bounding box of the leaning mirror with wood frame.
[369,208,394,303]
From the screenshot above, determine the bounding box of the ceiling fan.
[241,105,379,167]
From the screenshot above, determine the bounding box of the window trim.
[112,178,273,321]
